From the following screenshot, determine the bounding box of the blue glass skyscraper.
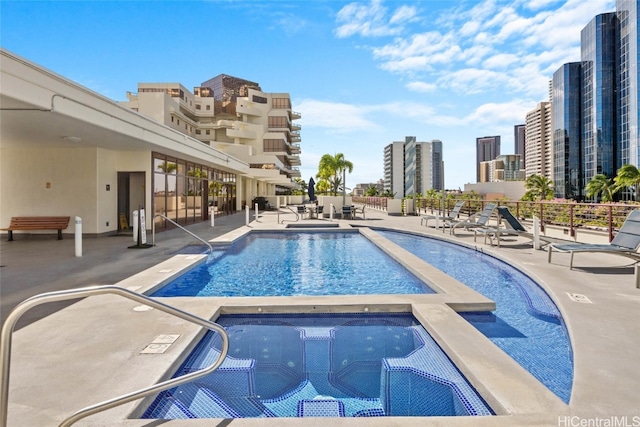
[617,0,640,170]
[553,62,583,200]
[581,13,618,198]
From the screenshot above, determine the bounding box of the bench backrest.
[10,216,70,227]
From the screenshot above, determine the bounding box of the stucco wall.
[0,147,154,236]
[0,146,98,234]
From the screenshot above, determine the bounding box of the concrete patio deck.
[1,208,638,426]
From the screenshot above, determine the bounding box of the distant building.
[618,0,640,170]
[542,1,640,202]
[552,62,582,199]
[384,136,442,198]
[352,181,384,197]
[581,13,618,196]
[121,75,302,201]
[479,154,526,182]
[525,102,552,179]
[514,124,526,169]
[431,139,443,190]
[476,136,500,182]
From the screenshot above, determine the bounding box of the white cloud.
[334,0,413,38]
[389,5,418,25]
[465,99,536,125]
[296,99,382,133]
[406,81,437,92]
[481,52,520,69]
[342,0,617,103]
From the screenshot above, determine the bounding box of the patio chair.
[449,203,497,236]
[547,209,640,269]
[476,206,541,247]
[421,200,465,228]
[342,205,353,220]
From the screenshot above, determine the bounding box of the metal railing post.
[1,285,228,427]
[152,214,212,252]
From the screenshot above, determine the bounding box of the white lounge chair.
[421,200,465,229]
[449,203,497,236]
[547,209,640,269]
[477,206,546,247]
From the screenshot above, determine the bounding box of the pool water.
[376,230,573,403]
[142,313,493,418]
[151,229,573,404]
[152,232,435,297]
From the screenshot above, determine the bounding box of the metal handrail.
[0,285,229,427]
[279,206,300,224]
[152,213,213,252]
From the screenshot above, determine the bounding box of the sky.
[0,0,616,190]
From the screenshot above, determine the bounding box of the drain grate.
[567,293,592,303]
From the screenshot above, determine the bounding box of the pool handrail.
[152,213,213,252]
[0,285,229,427]
[279,206,300,223]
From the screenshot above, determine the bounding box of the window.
[268,116,288,128]
[272,98,291,109]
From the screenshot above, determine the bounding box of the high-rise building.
[383,136,440,198]
[553,62,583,199]
[476,136,500,182]
[548,3,640,202]
[431,139,443,190]
[200,74,260,102]
[514,124,526,169]
[525,102,552,179]
[479,154,525,182]
[617,0,640,170]
[581,13,618,195]
[121,77,302,196]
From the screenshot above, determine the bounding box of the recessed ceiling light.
[62,136,82,142]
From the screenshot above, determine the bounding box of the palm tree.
[614,164,640,201]
[157,161,177,173]
[316,153,354,196]
[586,174,617,202]
[315,179,331,195]
[522,174,554,201]
[364,185,378,196]
[290,177,306,196]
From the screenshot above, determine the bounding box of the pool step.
[297,399,345,417]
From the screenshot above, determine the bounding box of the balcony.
[288,155,301,166]
[237,102,262,117]
[227,123,257,140]
[290,110,301,120]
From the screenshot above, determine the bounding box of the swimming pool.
[375,229,573,403]
[142,313,493,418]
[151,229,572,404]
[152,231,435,296]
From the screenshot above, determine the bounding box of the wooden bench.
[1,216,71,241]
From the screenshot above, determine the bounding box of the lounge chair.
[421,200,465,228]
[547,209,640,269]
[449,203,497,236]
[477,206,544,247]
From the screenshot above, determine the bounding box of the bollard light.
[74,216,82,257]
